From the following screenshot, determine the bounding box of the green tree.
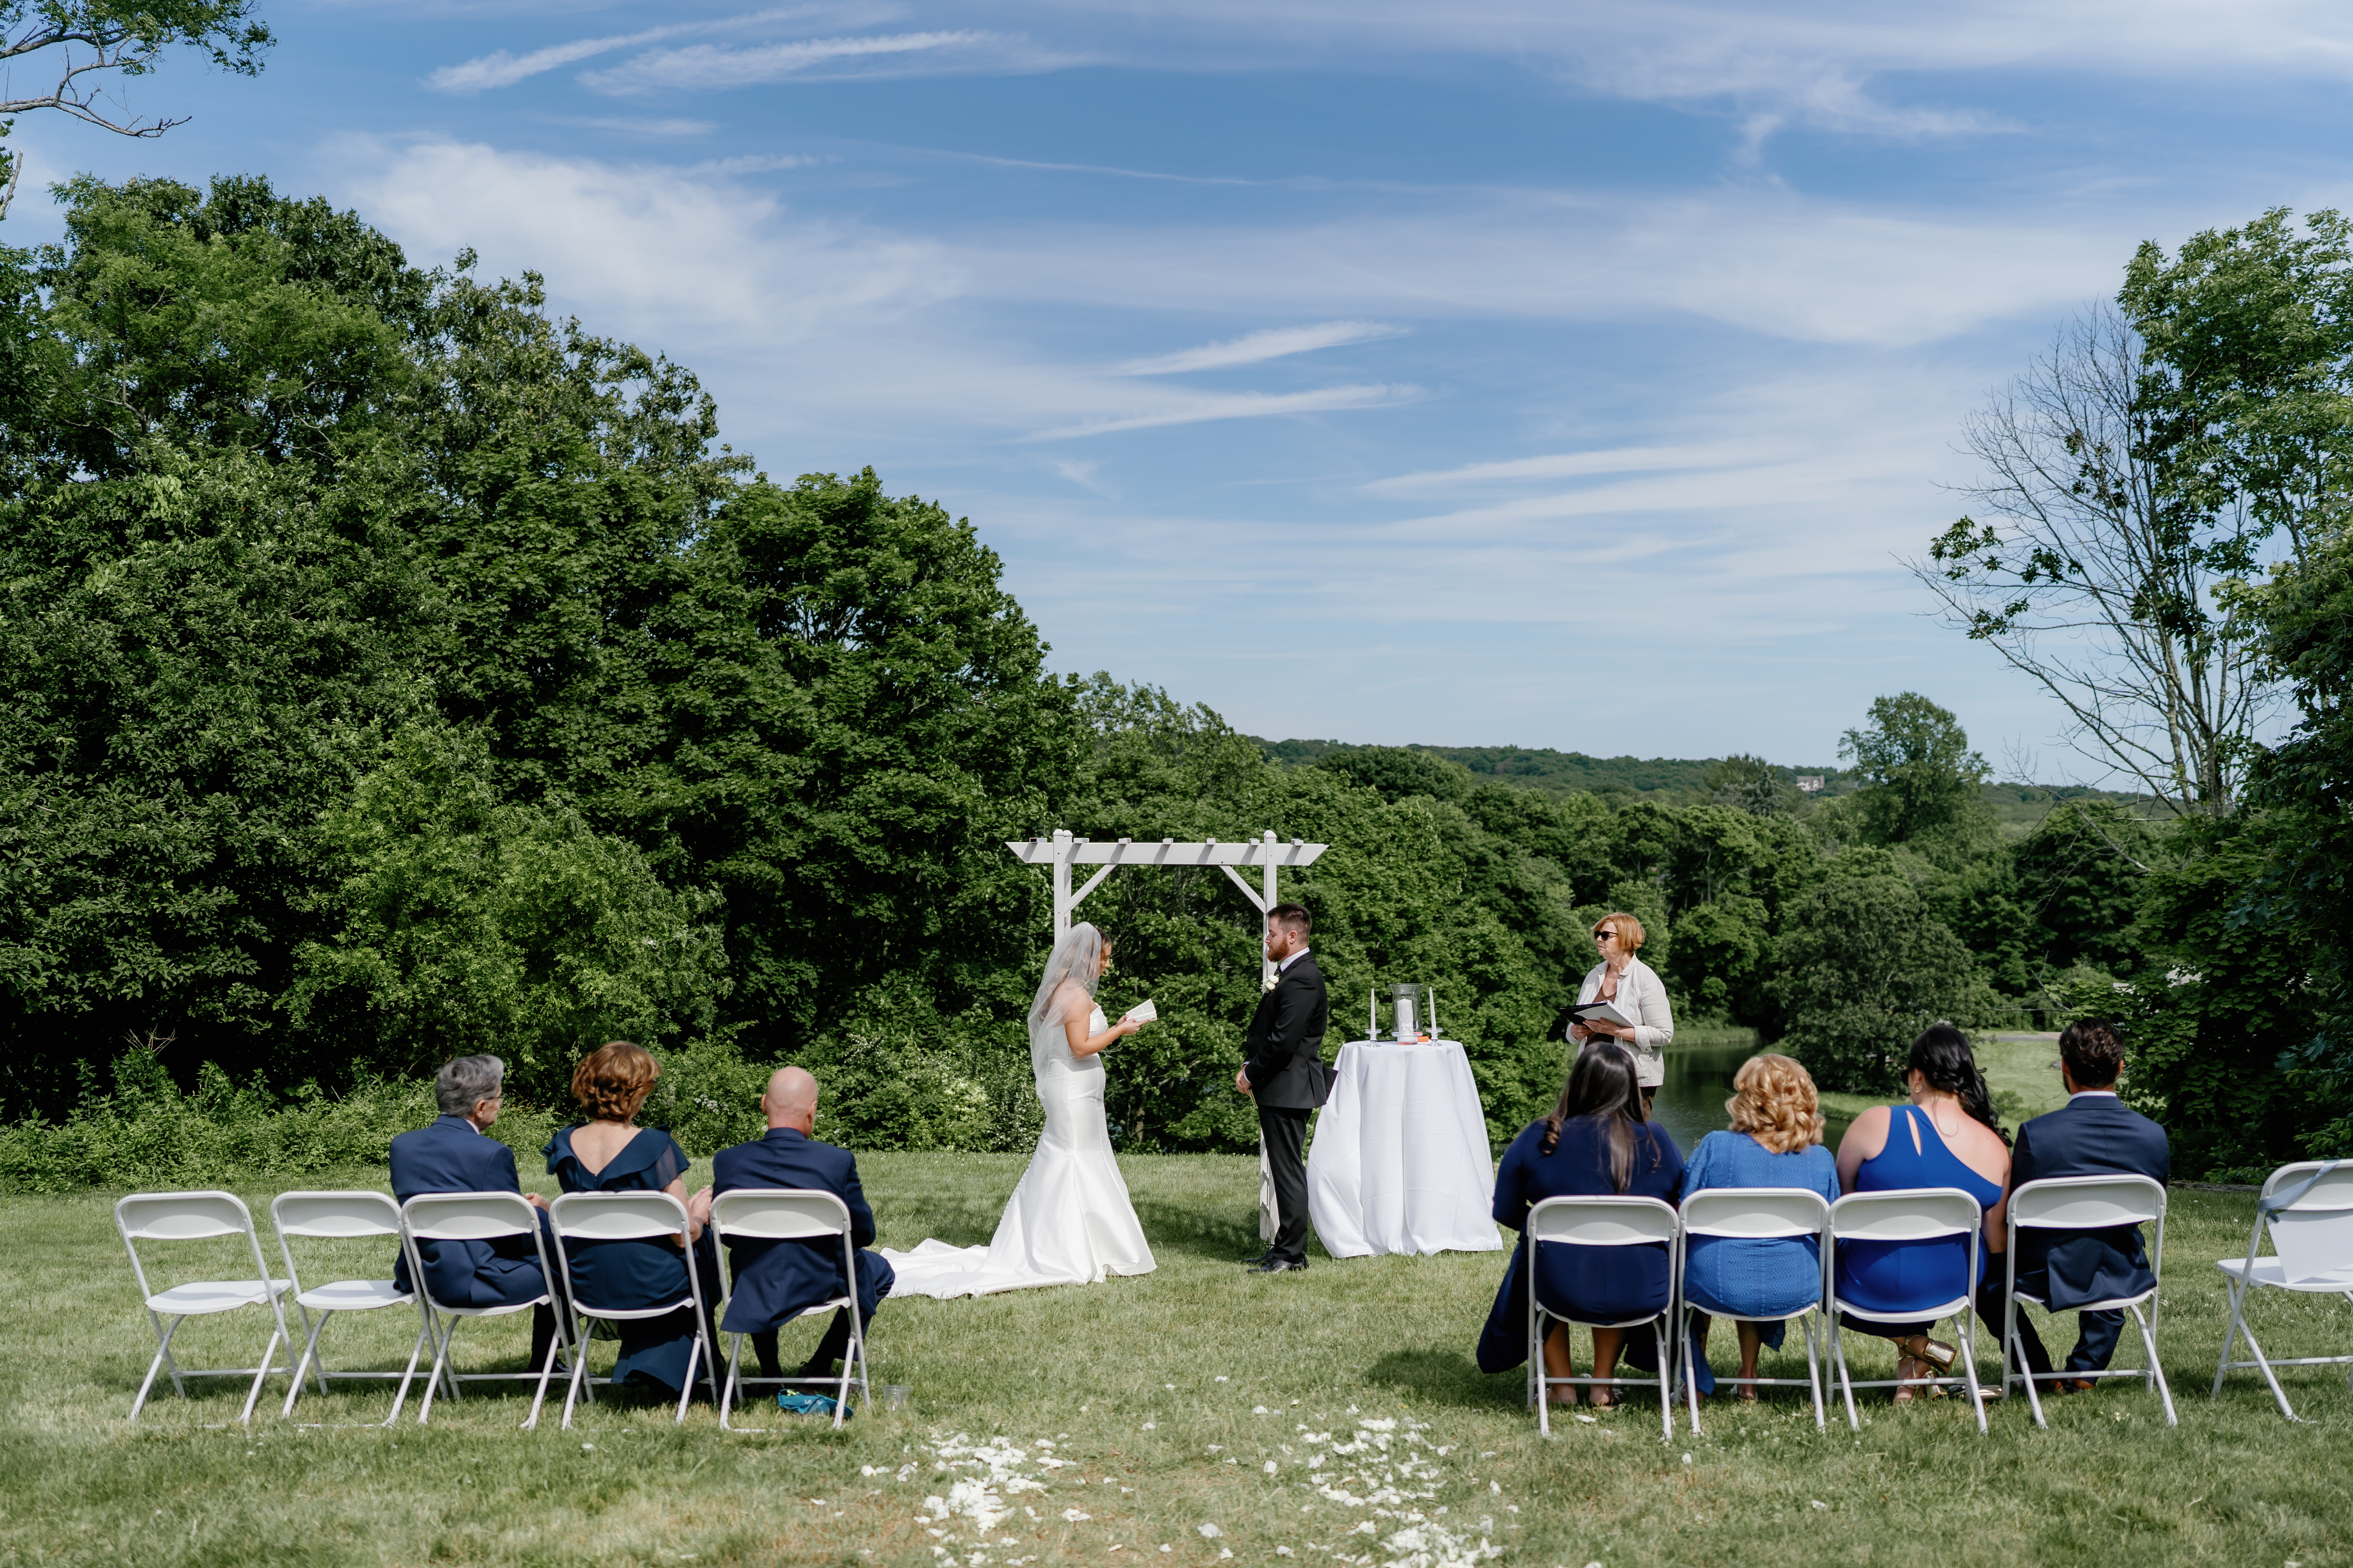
[1768,871,1996,1093]
[1839,692,1991,854]
[1706,753,1799,817]
[287,724,728,1097]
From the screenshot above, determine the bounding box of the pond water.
[1647,1037,1859,1156]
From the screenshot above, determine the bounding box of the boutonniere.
[1262,974,1279,993]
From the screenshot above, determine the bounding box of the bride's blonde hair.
[1028,923,1109,1023]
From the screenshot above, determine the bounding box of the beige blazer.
[1572,955,1675,1089]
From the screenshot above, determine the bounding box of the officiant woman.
[1568,912,1675,1112]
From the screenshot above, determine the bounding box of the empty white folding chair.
[398,1191,571,1429]
[1823,1187,1988,1435]
[546,1191,720,1430]
[1523,1194,1680,1443]
[1999,1174,2175,1428]
[115,1191,296,1424]
[2213,1159,2353,1422]
[1676,1187,1831,1435]
[269,1190,439,1424]
[709,1188,871,1432]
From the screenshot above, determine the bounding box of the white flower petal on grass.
[1199,1523,1224,1539]
[1063,1509,1092,1523]
[1265,1461,1279,1474]
[1254,1406,1271,1414]
[1215,1375,1229,1382]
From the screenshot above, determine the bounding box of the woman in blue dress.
[545,1041,724,1398]
[1680,1053,1841,1399]
[1478,1042,1684,1408]
[1833,1024,2010,1403]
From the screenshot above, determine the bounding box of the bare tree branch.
[1907,307,2277,817]
[0,2,271,218]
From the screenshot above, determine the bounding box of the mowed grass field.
[2,1151,2350,1567]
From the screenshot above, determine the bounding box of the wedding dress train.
[880,1004,1156,1298]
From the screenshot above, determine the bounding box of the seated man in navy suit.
[1980,1019,2171,1390]
[689,1067,893,1390]
[389,1054,563,1371]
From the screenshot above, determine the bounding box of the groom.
[1234,902,1330,1275]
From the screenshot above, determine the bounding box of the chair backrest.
[549,1190,691,1243]
[272,1190,402,1239]
[709,1187,853,1241]
[115,1190,270,1303]
[2258,1161,2353,1285]
[1828,1187,1982,1243]
[401,1190,538,1242]
[1679,1186,1830,1241]
[2008,1174,2164,1232]
[1526,1194,1678,1248]
[118,1190,256,1242]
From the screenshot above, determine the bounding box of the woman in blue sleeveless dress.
[1680,1054,1841,1399]
[1833,1025,2010,1401]
[545,1043,724,1397]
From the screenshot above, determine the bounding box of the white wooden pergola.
[1007,828,1329,986]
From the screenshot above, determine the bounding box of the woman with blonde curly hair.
[1678,1054,1841,1399]
[543,1041,722,1397]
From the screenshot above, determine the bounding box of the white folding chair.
[1523,1194,1680,1443]
[269,1190,439,1424]
[709,1188,871,1432]
[2000,1174,2175,1428]
[1676,1188,1830,1435]
[546,1191,720,1430]
[2213,1159,2353,1422]
[114,1191,296,1424]
[1823,1187,1989,1435]
[398,1191,571,1429]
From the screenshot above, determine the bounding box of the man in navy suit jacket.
[1981,1020,2171,1388]
[692,1067,894,1384]
[388,1054,563,1370]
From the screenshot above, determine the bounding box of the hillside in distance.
[1253,738,1850,798]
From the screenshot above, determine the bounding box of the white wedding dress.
[881,1000,1157,1298]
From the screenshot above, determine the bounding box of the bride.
[881,923,1158,1297]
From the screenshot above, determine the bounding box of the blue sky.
[8,1,2349,772]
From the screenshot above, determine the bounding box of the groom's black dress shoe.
[1239,1252,1273,1267]
[1246,1257,1306,1274]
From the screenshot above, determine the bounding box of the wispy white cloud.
[542,115,719,138]
[1362,443,1776,493]
[1119,321,1404,376]
[426,5,890,93]
[1023,384,1422,441]
[581,30,1087,94]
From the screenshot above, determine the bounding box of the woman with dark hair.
[1476,1042,1685,1408]
[545,1041,722,1397]
[1832,1023,2011,1403]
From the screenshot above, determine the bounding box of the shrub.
[1769,872,1998,1093]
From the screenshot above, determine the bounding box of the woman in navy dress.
[545,1042,724,1397]
[1833,1025,2010,1403]
[1477,1042,1684,1407]
[1680,1053,1841,1398]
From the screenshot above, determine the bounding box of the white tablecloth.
[1307,1040,1504,1258]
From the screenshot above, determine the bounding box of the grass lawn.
[4,1152,2351,1567]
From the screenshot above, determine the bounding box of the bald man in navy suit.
[691,1067,894,1387]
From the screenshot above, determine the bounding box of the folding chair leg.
[417,1315,459,1425]
[2233,1311,2302,1422]
[1803,1315,1826,1433]
[560,1318,594,1431]
[2015,1324,2049,1429]
[282,1309,335,1420]
[384,1316,435,1427]
[1654,1319,1673,1443]
[2129,1304,2177,1426]
[673,1333,701,1427]
[2211,1281,2247,1399]
[239,1319,289,1426]
[525,1315,567,1432]
[1830,1318,1860,1432]
[719,1333,744,1432]
[1682,1307,1704,1439]
[131,1314,187,1421]
[1956,1326,1986,1436]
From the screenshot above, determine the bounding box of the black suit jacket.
[1242,952,1331,1110]
[2009,1094,2172,1311]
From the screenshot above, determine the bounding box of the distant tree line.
[2,176,2348,1180]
